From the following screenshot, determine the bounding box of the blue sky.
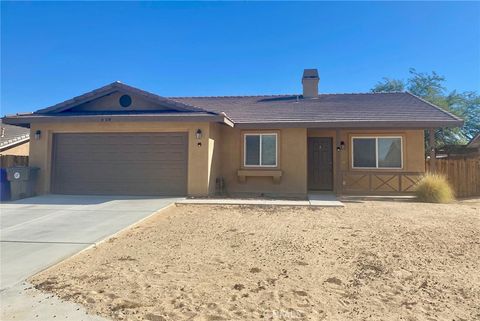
[1,1,479,115]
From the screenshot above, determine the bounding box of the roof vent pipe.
[302,69,319,98]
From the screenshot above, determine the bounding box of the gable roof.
[467,132,480,149]
[35,81,211,114]
[171,92,463,128]
[0,120,30,150]
[3,82,233,127]
[2,82,463,129]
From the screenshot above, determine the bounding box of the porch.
[306,128,427,195]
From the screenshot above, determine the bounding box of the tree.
[371,69,480,146]
[371,77,405,93]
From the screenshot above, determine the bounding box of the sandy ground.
[31,200,480,321]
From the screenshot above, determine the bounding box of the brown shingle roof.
[171,92,463,128]
[2,81,463,129]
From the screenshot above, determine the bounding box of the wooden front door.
[308,137,333,190]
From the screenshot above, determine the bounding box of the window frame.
[243,133,278,168]
[351,136,403,170]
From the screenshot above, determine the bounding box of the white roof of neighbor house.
[0,120,30,150]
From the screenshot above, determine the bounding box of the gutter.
[2,114,230,126]
[234,120,464,129]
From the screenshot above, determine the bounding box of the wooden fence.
[427,157,480,197]
[0,155,29,168]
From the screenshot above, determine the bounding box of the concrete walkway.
[1,282,108,321]
[307,193,344,207]
[177,193,344,207]
[1,194,179,321]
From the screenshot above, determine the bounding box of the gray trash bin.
[6,167,39,201]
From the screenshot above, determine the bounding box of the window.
[244,133,277,167]
[352,137,402,169]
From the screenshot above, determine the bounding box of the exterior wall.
[0,142,30,156]
[308,129,425,194]
[70,92,171,112]
[29,122,212,196]
[341,129,425,194]
[28,120,426,197]
[339,129,425,172]
[208,123,223,195]
[214,127,424,197]
[217,127,308,198]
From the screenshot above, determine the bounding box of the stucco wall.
[29,122,212,196]
[28,121,426,197]
[0,142,29,156]
[341,129,425,194]
[217,127,308,198]
[215,128,425,197]
[70,92,172,112]
[338,129,425,172]
[208,123,223,195]
[308,128,425,194]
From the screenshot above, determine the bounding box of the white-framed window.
[244,133,278,167]
[352,136,403,169]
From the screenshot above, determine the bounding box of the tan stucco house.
[2,69,462,197]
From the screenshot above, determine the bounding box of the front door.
[308,137,333,190]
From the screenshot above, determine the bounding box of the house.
[435,132,480,159]
[2,69,462,197]
[467,132,480,150]
[0,120,30,156]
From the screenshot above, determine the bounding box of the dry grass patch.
[31,200,480,321]
[415,173,455,203]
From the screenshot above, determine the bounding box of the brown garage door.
[51,133,188,196]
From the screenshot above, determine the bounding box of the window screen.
[352,137,402,169]
[244,134,277,166]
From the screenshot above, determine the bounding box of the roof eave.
[2,114,232,127]
[234,120,464,129]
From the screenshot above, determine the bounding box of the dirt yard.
[31,200,480,321]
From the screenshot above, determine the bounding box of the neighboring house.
[2,69,462,197]
[435,133,480,159]
[0,120,30,156]
[467,132,480,150]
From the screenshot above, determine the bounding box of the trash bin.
[6,167,39,201]
[0,168,11,201]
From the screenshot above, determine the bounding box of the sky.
[1,1,479,115]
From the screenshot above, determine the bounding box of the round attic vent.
[119,95,132,107]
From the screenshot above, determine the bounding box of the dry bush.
[414,173,455,203]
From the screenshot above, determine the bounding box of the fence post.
[429,128,436,172]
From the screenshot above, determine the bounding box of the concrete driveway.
[1,194,180,291]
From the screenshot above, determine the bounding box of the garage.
[51,132,188,196]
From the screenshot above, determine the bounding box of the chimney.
[302,69,319,98]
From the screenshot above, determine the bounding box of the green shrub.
[414,173,455,203]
